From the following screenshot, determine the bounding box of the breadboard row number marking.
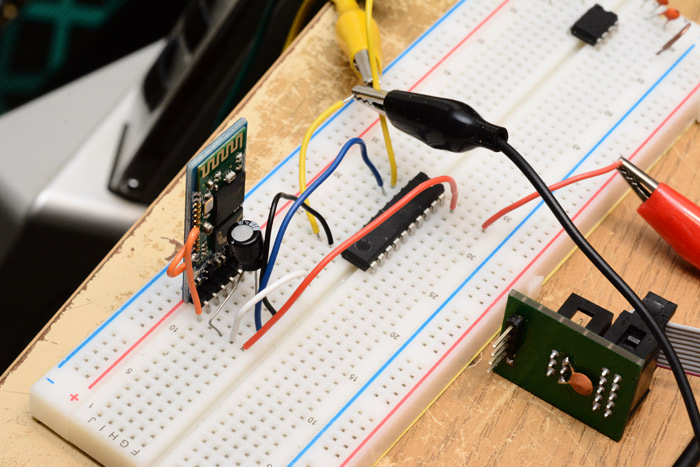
[88,300,184,390]
[289,45,696,465]
[54,0,499,379]
[36,1,700,464]
[342,74,700,466]
[57,267,169,369]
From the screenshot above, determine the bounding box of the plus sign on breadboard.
[31,0,700,465]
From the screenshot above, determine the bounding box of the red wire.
[481,160,623,230]
[243,176,459,350]
[167,227,203,316]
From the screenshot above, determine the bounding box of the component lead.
[488,348,505,366]
[208,271,244,337]
[490,343,507,358]
[492,326,514,348]
[491,338,509,356]
[487,352,506,373]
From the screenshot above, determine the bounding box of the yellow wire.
[299,99,345,234]
[366,0,398,186]
[283,0,316,51]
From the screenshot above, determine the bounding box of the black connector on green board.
[492,290,676,440]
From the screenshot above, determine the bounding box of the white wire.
[229,270,307,344]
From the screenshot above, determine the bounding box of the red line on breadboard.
[341,77,700,466]
[88,300,184,390]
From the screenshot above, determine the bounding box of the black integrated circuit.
[342,172,444,271]
[571,4,618,46]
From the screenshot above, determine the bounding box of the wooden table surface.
[2,1,699,465]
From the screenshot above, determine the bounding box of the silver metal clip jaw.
[352,85,387,115]
[353,49,375,86]
[617,157,659,202]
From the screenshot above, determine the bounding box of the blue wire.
[255,138,384,329]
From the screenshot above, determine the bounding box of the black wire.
[260,192,334,315]
[674,437,700,467]
[263,193,334,264]
[495,138,700,443]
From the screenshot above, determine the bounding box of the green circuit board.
[493,291,645,441]
[183,119,247,303]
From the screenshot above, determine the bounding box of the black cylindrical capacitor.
[228,219,264,271]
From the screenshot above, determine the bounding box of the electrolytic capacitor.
[229,220,264,271]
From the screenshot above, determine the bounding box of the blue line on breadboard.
[57,266,168,368]
[383,0,468,74]
[565,44,695,180]
[55,0,471,372]
[287,43,695,465]
[245,0,469,200]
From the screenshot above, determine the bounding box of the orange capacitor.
[663,8,681,21]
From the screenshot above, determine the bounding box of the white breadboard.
[31,0,700,465]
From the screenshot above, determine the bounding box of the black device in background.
[0,0,326,374]
[108,0,326,203]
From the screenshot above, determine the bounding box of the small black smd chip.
[571,4,618,46]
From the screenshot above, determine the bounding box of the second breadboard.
[31,0,700,466]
